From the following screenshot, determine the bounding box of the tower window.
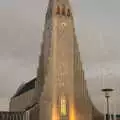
[67,9,71,17]
[62,5,65,16]
[56,6,60,15]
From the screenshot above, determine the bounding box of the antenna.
[99,32,104,49]
[99,32,106,89]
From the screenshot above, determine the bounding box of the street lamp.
[101,88,114,120]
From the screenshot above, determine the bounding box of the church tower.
[35,0,92,120]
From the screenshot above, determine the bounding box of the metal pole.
[102,88,114,120]
[106,96,110,120]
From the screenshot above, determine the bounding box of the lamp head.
[101,88,114,97]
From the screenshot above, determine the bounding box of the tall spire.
[34,0,104,119]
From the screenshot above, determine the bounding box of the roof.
[13,78,36,98]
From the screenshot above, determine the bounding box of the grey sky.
[0,0,120,113]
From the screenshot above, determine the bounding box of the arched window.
[62,5,65,16]
[56,6,60,15]
[67,9,71,17]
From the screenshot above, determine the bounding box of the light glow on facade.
[69,103,76,120]
[52,104,59,120]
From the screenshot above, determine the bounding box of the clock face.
[59,22,67,35]
[61,22,67,27]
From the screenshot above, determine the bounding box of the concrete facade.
[34,0,104,120]
[10,89,35,111]
[10,78,36,112]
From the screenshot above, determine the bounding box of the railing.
[0,111,24,120]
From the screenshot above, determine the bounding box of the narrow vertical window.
[62,5,65,16]
[56,6,60,15]
[67,9,71,17]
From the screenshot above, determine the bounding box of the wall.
[9,89,35,112]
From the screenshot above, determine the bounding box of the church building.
[0,0,104,120]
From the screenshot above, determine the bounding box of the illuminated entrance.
[58,95,69,120]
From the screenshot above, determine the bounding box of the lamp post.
[101,88,114,120]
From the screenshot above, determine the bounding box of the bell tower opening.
[67,9,71,17]
[56,6,60,15]
[61,5,66,16]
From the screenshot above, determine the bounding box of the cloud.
[84,61,120,113]
[0,0,120,113]
[0,98,9,111]
[0,57,37,97]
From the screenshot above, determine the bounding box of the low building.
[9,78,36,111]
[0,111,24,120]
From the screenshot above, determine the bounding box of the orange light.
[69,104,76,120]
[52,104,59,120]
